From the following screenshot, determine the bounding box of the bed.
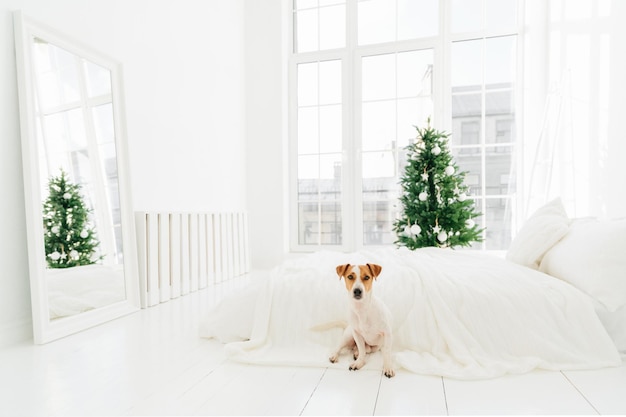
[200,198,625,379]
[47,263,126,320]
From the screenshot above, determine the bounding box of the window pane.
[84,60,111,97]
[485,36,516,87]
[363,201,397,245]
[295,9,318,52]
[485,91,515,144]
[451,94,482,147]
[295,2,345,52]
[397,50,433,98]
[363,175,398,201]
[298,107,319,155]
[297,63,318,106]
[319,4,345,50]
[320,202,342,244]
[319,153,342,181]
[298,107,319,154]
[359,0,438,45]
[451,0,482,33]
[362,151,395,179]
[454,149,482,196]
[362,100,395,151]
[485,197,513,250]
[486,145,516,194]
[319,60,341,105]
[296,0,318,9]
[486,0,517,33]
[490,117,515,145]
[319,105,342,153]
[92,103,114,146]
[298,154,319,181]
[362,54,396,101]
[452,40,483,89]
[298,202,319,245]
[298,177,318,201]
[396,98,419,147]
[452,93,482,119]
[358,0,395,45]
[485,91,513,122]
[397,0,439,39]
[33,41,81,109]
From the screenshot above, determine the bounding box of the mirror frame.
[13,11,140,344]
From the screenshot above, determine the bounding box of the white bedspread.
[200,247,621,379]
[48,264,126,320]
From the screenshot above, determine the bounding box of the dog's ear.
[366,263,382,279]
[336,264,351,279]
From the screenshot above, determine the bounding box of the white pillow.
[539,218,626,312]
[506,198,570,269]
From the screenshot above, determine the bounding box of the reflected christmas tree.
[43,169,102,268]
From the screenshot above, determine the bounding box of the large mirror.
[13,11,140,344]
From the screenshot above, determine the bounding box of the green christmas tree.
[43,170,102,268]
[394,121,483,249]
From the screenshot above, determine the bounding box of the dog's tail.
[309,320,348,332]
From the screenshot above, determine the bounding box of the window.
[290,0,519,251]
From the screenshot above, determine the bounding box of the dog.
[329,263,395,378]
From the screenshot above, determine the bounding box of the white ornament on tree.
[63,192,72,199]
[433,224,441,234]
[465,219,475,228]
[437,231,448,242]
[420,172,429,181]
[444,166,455,176]
[49,251,61,261]
[80,230,88,238]
[458,192,467,202]
[432,145,441,155]
[410,224,421,235]
[403,225,412,237]
[69,250,79,260]
[51,225,60,234]
[418,192,428,201]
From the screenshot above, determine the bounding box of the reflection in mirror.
[32,38,126,320]
[14,11,139,343]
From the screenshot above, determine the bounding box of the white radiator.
[134,211,250,308]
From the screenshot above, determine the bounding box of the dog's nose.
[353,288,362,299]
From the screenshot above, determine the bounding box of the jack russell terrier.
[330,263,395,378]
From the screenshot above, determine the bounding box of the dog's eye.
[347,275,355,280]
[363,275,370,281]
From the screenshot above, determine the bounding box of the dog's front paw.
[329,354,339,363]
[349,359,365,371]
[383,368,395,378]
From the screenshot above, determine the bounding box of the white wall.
[0,0,247,347]
[244,0,290,270]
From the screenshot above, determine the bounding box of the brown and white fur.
[330,263,395,378]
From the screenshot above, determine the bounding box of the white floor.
[2,276,625,416]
